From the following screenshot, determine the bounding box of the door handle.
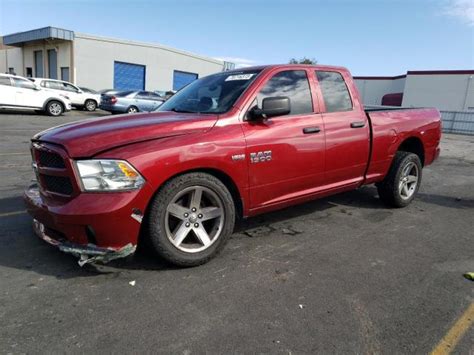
[350,121,365,128]
[303,126,321,134]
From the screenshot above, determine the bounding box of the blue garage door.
[114,61,146,90]
[173,70,198,91]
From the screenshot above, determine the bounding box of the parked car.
[0,73,71,116]
[100,90,165,114]
[30,78,101,111]
[24,64,441,267]
[154,90,176,100]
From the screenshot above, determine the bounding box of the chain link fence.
[440,111,474,135]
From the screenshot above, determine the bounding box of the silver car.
[99,90,165,114]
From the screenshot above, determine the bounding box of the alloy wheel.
[49,102,62,116]
[399,162,419,200]
[164,186,224,253]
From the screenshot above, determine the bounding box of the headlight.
[75,159,145,191]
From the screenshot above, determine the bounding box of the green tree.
[289,57,317,64]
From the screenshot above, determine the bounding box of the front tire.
[84,99,97,111]
[377,151,422,208]
[45,100,64,116]
[146,173,236,267]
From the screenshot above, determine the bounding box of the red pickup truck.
[24,64,441,266]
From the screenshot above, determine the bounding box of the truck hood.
[33,112,218,157]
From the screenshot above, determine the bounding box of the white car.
[31,78,101,111]
[0,74,72,116]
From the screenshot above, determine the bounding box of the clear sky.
[0,0,472,75]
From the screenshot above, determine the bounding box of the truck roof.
[226,64,350,73]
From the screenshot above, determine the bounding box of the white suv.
[0,74,72,116]
[31,78,101,111]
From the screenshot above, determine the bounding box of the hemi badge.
[231,154,245,161]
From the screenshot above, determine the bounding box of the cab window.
[315,71,353,112]
[256,70,313,116]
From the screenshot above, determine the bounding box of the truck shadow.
[0,187,471,278]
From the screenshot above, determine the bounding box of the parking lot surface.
[0,110,473,353]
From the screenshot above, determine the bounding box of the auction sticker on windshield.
[225,74,255,81]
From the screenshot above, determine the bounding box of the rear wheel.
[84,99,97,111]
[127,106,138,114]
[146,173,235,266]
[45,100,64,116]
[377,151,422,207]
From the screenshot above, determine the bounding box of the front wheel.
[45,100,64,116]
[84,99,97,111]
[127,106,138,114]
[146,173,236,266]
[377,151,422,208]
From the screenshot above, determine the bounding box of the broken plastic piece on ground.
[463,272,474,281]
[69,243,137,267]
[129,280,136,286]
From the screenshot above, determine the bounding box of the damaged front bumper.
[33,219,136,266]
[24,181,155,266]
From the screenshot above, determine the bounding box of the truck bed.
[363,107,442,184]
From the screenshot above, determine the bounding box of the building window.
[8,67,15,74]
[34,50,43,77]
[61,67,70,82]
[26,67,33,77]
[173,70,198,91]
[48,49,58,79]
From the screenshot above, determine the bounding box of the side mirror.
[249,96,291,120]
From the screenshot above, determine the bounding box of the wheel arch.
[396,136,425,166]
[42,98,65,111]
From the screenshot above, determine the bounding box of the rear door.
[314,70,370,187]
[135,91,153,111]
[0,76,15,106]
[242,69,325,210]
[12,77,43,108]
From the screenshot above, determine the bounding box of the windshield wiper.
[170,108,197,113]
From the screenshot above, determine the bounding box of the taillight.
[110,96,117,104]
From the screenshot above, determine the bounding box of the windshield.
[158,70,262,114]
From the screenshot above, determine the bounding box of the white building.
[354,70,474,111]
[0,27,234,91]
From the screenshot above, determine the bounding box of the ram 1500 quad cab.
[24,65,441,266]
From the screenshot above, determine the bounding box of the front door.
[242,69,325,211]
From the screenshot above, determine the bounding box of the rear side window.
[13,78,36,90]
[0,77,12,86]
[316,71,352,112]
[257,70,313,116]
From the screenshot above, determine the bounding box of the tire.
[377,151,422,208]
[84,99,97,111]
[127,106,139,114]
[45,100,64,116]
[146,172,236,267]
